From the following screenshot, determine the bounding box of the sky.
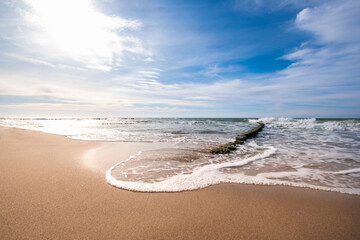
[0,0,359,118]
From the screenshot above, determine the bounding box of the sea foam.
[106,146,277,192]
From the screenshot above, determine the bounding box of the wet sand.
[1,126,360,240]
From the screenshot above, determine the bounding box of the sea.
[1,117,359,194]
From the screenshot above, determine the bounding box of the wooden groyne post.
[211,122,265,154]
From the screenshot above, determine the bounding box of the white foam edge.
[334,168,360,175]
[106,147,276,192]
[106,146,360,195]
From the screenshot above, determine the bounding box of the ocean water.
[1,117,360,194]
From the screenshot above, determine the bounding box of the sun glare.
[24,0,142,71]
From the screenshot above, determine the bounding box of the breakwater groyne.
[211,122,265,154]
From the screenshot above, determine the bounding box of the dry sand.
[1,126,360,240]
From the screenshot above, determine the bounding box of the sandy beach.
[1,126,360,240]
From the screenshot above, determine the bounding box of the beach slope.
[1,126,359,240]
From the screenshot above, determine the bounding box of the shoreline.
[1,126,360,239]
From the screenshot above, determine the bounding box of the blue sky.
[0,0,359,117]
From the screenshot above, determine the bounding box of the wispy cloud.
[5,53,87,71]
[274,0,360,106]
[296,1,360,43]
[233,0,328,12]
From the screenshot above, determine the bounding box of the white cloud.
[0,68,211,111]
[296,0,360,43]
